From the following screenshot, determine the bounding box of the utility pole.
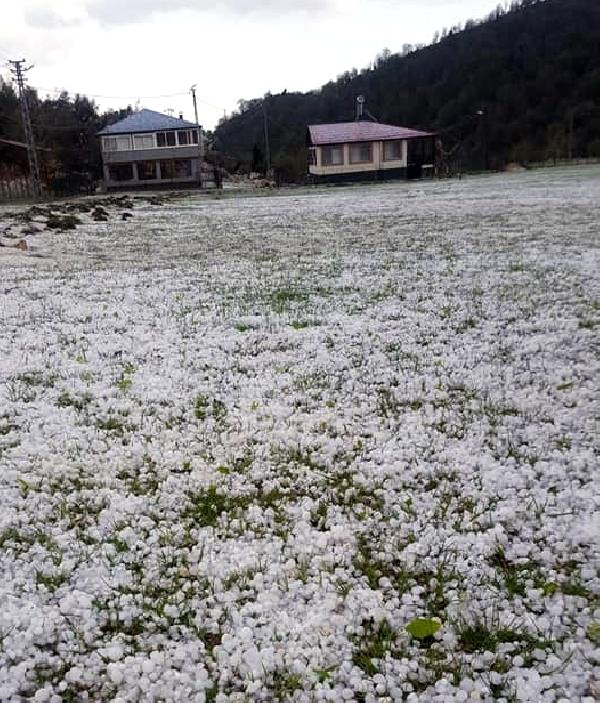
[9,59,42,197]
[568,108,574,161]
[475,108,488,171]
[190,84,204,188]
[262,99,271,177]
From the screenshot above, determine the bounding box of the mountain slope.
[214,0,600,180]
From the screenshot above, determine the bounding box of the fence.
[0,177,38,202]
[526,157,600,170]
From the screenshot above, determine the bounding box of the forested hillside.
[215,0,600,181]
[0,79,132,191]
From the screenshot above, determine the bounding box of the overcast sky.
[2,0,501,129]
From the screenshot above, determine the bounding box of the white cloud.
[24,6,78,29]
[84,0,333,25]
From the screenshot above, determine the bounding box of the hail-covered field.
[1,167,599,703]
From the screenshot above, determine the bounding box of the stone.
[92,209,109,222]
[47,214,80,230]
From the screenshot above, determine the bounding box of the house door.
[407,137,434,179]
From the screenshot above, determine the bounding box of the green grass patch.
[352,619,397,675]
[271,288,309,314]
[57,390,91,410]
[194,395,227,422]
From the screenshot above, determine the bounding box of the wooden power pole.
[9,59,42,197]
[262,99,271,177]
[190,84,204,188]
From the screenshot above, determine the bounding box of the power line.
[196,97,227,113]
[31,86,190,100]
[29,85,227,112]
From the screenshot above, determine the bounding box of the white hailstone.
[238,626,253,642]
[243,646,261,675]
[460,678,474,692]
[107,664,123,685]
[65,666,83,683]
[164,604,179,618]
[106,644,124,661]
[221,634,236,653]
[247,680,263,694]
[580,566,595,580]
[141,658,155,674]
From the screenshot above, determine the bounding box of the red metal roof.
[308,122,434,145]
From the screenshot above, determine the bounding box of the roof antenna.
[356,95,365,121]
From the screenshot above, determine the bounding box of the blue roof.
[97,109,198,135]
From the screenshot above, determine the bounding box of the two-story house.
[97,109,204,191]
[307,121,436,183]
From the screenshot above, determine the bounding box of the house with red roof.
[306,120,436,183]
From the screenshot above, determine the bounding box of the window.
[108,164,134,181]
[177,131,189,146]
[103,135,132,152]
[173,159,192,178]
[159,159,192,180]
[156,131,176,147]
[133,134,154,150]
[160,160,175,179]
[321,145,344,166]
[349,142,373,164]
[191,130,199,144]
[137,161,157,180]
[383,140,403,161]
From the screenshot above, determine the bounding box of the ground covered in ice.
[1,167,599,702]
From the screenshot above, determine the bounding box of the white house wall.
[102,145,201,164]
[310,141,406,176]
